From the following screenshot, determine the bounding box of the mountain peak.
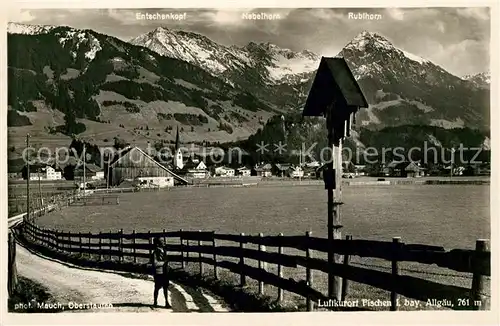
[345,30,395,52]
[342,30,430,65]
[462,71,490,88]
[152,26,170,33]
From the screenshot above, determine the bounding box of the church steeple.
[173,126,184,170]
[175,125,180,151]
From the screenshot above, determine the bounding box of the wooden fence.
[19,220,490,311]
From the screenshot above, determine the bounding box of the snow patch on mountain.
[361,106,382,125]
[408,100,434,113]
[7,22,56,35]
[427,134,443,147]
[260,44,319,82]
[430,118,465,129]
[57,30,102,62]
[371,99,403,111]
[353,62,384,79]
[400,49,429,64]
[461,72,490,88]
[482,137,491,150]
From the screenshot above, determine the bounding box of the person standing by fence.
[152,237,170,308]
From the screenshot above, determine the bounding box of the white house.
[214,166,235,177]
[29,165,62,181]
[74,164,104,181]
[254,163,273,177]
[289,166,304,178]
[134,176,174,188]
[305,161,321,168]
[46,166,63,180]
[237,167,251,177]
[184,160,208,179]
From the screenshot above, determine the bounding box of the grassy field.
[8,181,77,217]
[35,183,490,310]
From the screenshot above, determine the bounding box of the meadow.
[34,183,490,310]
[8,181,77,217]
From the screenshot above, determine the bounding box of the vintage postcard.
[2,2,498,326]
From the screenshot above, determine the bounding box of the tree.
[113,137,129,150]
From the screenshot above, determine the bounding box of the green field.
[8,181,77,217]
[35,184,490,310]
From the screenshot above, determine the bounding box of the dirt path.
[16,244,229,313]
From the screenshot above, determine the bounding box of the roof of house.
[387,160,407,169]
[405,162,425,172]
[215,166,234,171]
[183,160,206,170]
[303,57,368,118]
[274,163,292,171]
[254,163,272,171]
[75,163,103,173]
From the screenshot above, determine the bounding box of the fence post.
[471,239,489,310]
[55,228,60,251]
[239,232,246,287]
[277,232,284,302]
[132,230,136,264]
[148,230,152,258]
[163,229,167,269]
[109,230,113,261]
[99,232,102,261]
[8,232,18,298]
[212,231,218,280]
[341,235,352,301]
[258,233,266,295]
[85,232,90,260]
[390,237,401,311]
[79,232,83,257]
[119,229,124,262]
[180,229,185,269]
[68,231,72,252]
[198,230,203,276]
[306,231,313,312]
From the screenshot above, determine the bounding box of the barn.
[107,146,189,187]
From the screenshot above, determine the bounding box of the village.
[7,130,491,190]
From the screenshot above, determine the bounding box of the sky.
[8,7,491,76]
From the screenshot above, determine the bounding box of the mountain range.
[7,22,490,159]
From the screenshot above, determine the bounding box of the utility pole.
[26,134,30,222]
[83,144,86,194]
[38,168,42,209]
[106,153,111,189]
[299,148,302,182]
[450,148,455,180]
